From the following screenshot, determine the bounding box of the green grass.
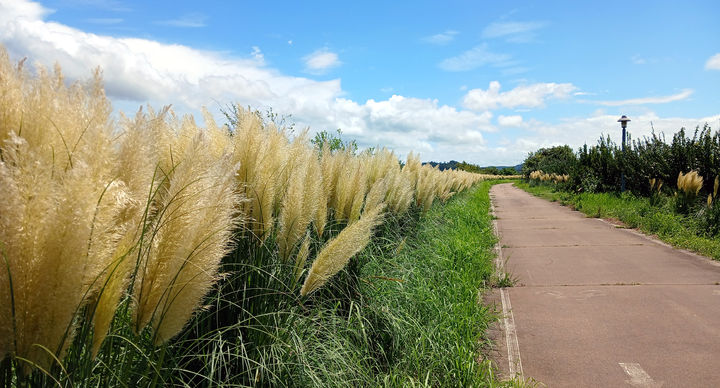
[515,181,720,260]
[229,180,525,387]
[357,180,515,386]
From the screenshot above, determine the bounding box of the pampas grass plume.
[300,205,384,296]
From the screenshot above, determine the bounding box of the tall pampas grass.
[677,170,703,197]
[131,118,240,344]
[293,232,312,283]
[1,44,494,384]
[277,136,322,260]
[229,106,288,240]
[403,152,422,191]
[90,108,162,355]
[415,165,438,212]
[320,144,346,212]
[300,205,385,296]
[0,51,131,368]
[382,163,414,215]
[675,170,704,213]
[365,148,397,187]
[314,189,328,237]
[364,177,389,215]
[334,157,367,222]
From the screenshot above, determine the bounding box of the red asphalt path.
[489,183,720,387]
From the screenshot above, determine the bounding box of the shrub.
[700,176,720,236]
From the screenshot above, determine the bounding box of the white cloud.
[705,53,720,70]
[303,48,341,74]
[5,0,713,167]
[482,21,547,43]
[422,30,458,45]
[155,13,207,28]
[462,81,577,111]
[0,0,497,164]
[498,115,523,127]
[0,0,49,20]
[438,44,512,72]
[596,89,693,106]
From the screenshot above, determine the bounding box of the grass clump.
[675,170,704,213]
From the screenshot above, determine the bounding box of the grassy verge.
[232,180,524,386]
[515,181,720,260]
[3,181,518,387]
[160,181,520,387]
[357,180,515,386]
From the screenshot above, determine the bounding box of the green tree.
[456,161,481,173]
[311,128,358,154]
[522,145,577,177]
[501,167,517,175]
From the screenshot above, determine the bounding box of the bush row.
[523,124,720,236]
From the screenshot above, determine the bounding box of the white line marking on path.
[490,196,524,379]
[500,288,523,378]
[619,363,663,387]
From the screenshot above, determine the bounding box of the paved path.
[488,183,720,387]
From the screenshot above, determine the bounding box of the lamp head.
[617,115,631,129]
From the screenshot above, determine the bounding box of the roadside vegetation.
[518,124,720,260]
[0,46,518,386]
[359,180,521,386]
[516,182,720,260]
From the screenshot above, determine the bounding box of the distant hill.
[424,160,522,175]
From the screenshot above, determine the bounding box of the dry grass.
[529,170,568,184]
[300,205,385,296]
[677,170,703,197]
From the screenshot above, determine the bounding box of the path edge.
[489,186,524,379]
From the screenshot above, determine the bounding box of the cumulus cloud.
[3,0,713,167]
[705,53,720,70]
[438,44,512,71]
[422,30,458,45]
[317,95,494,148]
[462,81,577,111]
[498,115,524,127]
[596,89,693,106]
[1,0,49,20]
[0,0,498,163]
[303,48,341,74]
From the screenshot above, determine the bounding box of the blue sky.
[1,0,719,165]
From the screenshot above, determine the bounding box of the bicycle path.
[488,183,720,387]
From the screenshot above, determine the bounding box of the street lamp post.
[618,115,631,193]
